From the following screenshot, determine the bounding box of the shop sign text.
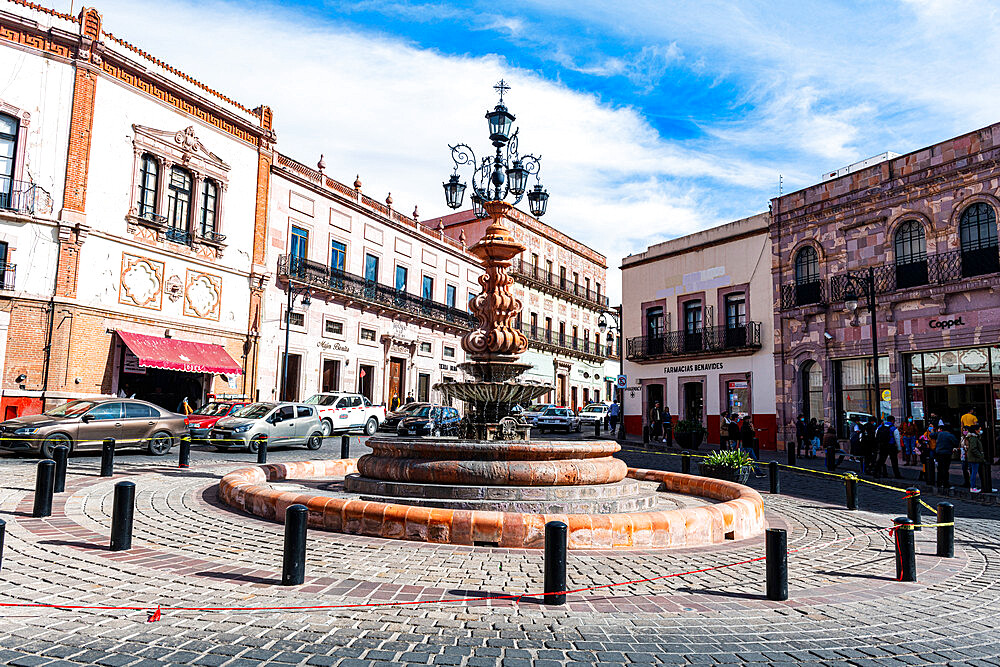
[929,317,966,330]
[662,362,724,374]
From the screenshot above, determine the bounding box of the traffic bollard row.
[341,435,350,460]
[53,445,69,493]
[110,481,135,551]
[100,438,116,477]
[178,437,191,469]
[681,452,691,475]
[544,520,567,605]
[282,504,308,586]
[768,461,779,494]
[937,502,954,558]
[765,528,788,601]
[893,517,916,582]
[33,459,55,518]
[845,476,858,510]
[906,487,922,532]
[257,434,269,465]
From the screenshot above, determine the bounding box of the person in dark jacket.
[874,415,901,479]
[934,425,959,492]
[740,417,755,459]
[795,414,807,456]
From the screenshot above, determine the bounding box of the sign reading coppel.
[929,317,966,330]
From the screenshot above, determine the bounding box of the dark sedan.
[397,406,461,437]
[378,402,430,433]
[0,398,187,458]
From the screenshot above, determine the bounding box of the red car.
[185,401,248,441]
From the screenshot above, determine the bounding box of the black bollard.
[32,459,55,518]
[99,438,115,477]
[53,445,69,493]
[769,461,780,494]
[0,518,5,571]
[178,437,191,469]
[982,463,993,494]
[681,451,691,474]
[256,434,268,465]
[765,528,788,601]
[341,434,350,460]
[846,476,858,510]
[110,481,135,551]
[936,502,954,558]
[282,504,308,586]
[906,487,921,532]
[893,517,916,582]
[544,520,567,605]
[825,445,836,471]
[786,443,796,466]
[594,419,601,438]
[642,425,650,444]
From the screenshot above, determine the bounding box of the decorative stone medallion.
[119,253,163,309]
[183,270,222,320]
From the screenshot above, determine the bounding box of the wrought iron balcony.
[135,210,167,226]
[626,322,762,361]
[780,279,829,309]
[510,258,609,308]
[165,227,192,245]
[0,179,52,216]
[200,230,227,244]
[278,255,476,329]
[0,263,14,290]
[520,324,616,361]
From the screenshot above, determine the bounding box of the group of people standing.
[720,412,758,456]
[646,401,672,444]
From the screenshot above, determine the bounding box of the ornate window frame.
[127,124,230,253]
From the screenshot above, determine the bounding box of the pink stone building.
[771,123,1000,457]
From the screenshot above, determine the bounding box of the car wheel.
[146,431,173,456]
[364,417,378,436]
[432,427,442,438]
[321,419,333,437]
[248,436,264,454]
[306,433,323,450]
[40,434,72,459]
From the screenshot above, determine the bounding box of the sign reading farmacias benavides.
[662,362,725,374]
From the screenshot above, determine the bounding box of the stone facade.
[771,122,1000,454]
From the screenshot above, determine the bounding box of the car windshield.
[232,402,276,419]
[583,406,604,413]
[193,402,230,416]
[44,400,99,417]
[304,394,341,406]
[412,407,434,417]
[543,408,565,416]
[528,404,551,413]
[397,403,425,414]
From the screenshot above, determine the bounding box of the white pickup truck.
[303,392,385,436]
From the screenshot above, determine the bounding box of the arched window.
[893,220,927,288]
[166,167,192,242]
[959,202,999,277]
[136,154,158,219]
[199,179,218,238]
[793,246,821,305]
[801,361,823,422]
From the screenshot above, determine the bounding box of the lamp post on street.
[843,267,881,422]
[281,283,311,402]
[598,306,624,442]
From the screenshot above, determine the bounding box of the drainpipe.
[40,295,55,410]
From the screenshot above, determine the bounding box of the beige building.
[424,207,618,410]
[621,212,777,448]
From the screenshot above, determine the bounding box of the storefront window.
[802,361,823,423]
[834,357,888,435]
[726,380,749,418]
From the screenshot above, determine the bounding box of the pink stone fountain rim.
[365,437,621,461]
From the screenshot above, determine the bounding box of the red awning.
[118,331,244,375]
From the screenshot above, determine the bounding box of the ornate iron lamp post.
[842,267,881,422]
[598,307,624,442]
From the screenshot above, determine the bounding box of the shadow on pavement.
[193,570,280,586]
[39,539,107,550]
[676,586,767,600]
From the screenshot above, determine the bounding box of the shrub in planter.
[698,449,754,484]
[674,419,706,450]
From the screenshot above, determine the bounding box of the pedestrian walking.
[874,415,902,479]
[727,414,740,452]
[934,424,959,491]
[961,407,979,430]
[861,417,878,473]
[919,423,936,485]
[808,418,821,458]
[608,400,620,434]
[795,414,807,457]
[720,412,730,449]
[900,417,918,466]
[740,416,755,459]
[966,424,986,493]
[648,402,663,443]
[390,394,400,411]
[663,405,673,446]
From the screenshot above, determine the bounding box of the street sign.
[616,375,627,388]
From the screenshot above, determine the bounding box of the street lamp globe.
[527,183,549,217]
[301,294,312,308]
[485,103,515,145]
[471,192,488,220]
[843,287,859,316]
[506,160,528,196]
[597,315,609,334]
[442,173,466,210]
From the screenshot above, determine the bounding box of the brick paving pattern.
[0,436,998,665]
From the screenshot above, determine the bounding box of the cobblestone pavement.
[0,436,998,666]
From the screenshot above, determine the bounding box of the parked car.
[578,403,610,427]
[397,405,462,437]
[185,401,249,442]
[535,407,582,434]
[210,402,323,453]
[521,403,555,426]
[303,392,385,436]
[0,398,186,458]
[379,402,430,432]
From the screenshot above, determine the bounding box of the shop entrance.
[683,381,703,423]
[925,384,990,430]
[117,366,206,413]
[646,384,664,423]
[387,358,406,406]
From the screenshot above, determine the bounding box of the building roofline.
[621,212,770,270]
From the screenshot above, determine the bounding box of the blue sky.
[86,0,1000,299]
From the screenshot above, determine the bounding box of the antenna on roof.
[778,174,783,197]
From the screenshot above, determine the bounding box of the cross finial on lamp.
[494,79,510,104]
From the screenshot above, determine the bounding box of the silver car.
[535,407,582,434]
[209,402,323,453]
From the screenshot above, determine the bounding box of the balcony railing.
[510,259,609,308]
[200,230,227,244]
[278,255,476,328]
[166,227,192,245]
[0,263,14,290]
[780,279,829,309]
[626,322,762,361]
[0,178,52,216]
[521,324,616,360]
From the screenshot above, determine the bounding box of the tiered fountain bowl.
[218,202,765,549]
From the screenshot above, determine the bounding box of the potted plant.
[698,449,755,484]
[673,419,706,450]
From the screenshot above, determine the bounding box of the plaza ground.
[0,434,998,666]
